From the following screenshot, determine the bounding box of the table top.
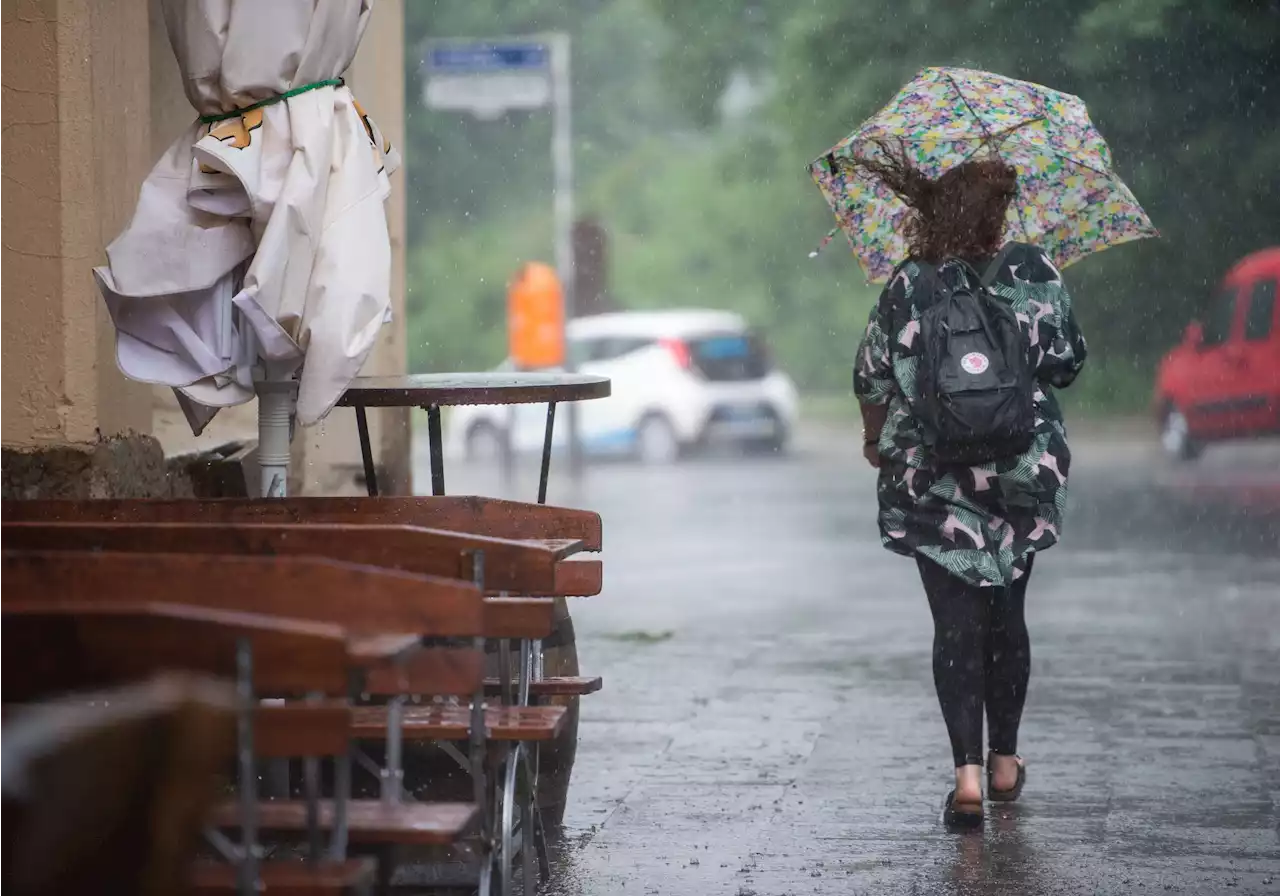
[338,372,611,408]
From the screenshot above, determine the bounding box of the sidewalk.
[497,436,1280,895]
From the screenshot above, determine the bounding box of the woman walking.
[851,147,1088,826]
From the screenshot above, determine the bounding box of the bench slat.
[482,597,555,639]
[3,521,580,594]
[2,496,603,551]
[208,800,479,846]
[482,676,603,698]
[255,703,352,759]
[2,550,485,638]
[3,601,351,697]
[361,646,484,697]
[349,704,567,742]
[549,559,603,597]
[189,858,375,895]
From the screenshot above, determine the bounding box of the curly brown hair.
[846,141,1018,263]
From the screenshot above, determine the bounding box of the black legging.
[917,554,1033,768]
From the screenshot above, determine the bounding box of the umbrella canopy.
[809,66,1157,283]
[94,0,399,432]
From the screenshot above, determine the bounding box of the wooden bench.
[4,495,605,841]
[2,673,238,896]
[3,601,402,893]
[2,519,599,597]
[4,550,562,893]
[2,497,603,685]
[2,549,568,739]
[1,495,603,549]
[2,547,480,633]
[2,543,587,697]
[4,522,603,699]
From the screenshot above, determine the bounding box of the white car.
[445,309,799,463]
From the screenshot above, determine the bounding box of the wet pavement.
[435,423,1280,895]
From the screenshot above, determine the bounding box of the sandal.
[987,753,1026,803]
[942,789,984,829]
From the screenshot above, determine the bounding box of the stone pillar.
[357,0,413,497]
[2,0,153,448]
[147,0,191,160]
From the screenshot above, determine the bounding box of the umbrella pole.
[256,369,297,499]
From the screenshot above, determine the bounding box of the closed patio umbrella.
[94,0,399,496]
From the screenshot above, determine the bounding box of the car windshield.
[686,331,771,381]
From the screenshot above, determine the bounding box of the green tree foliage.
[403,0,1279,409]
[402,0,682,368]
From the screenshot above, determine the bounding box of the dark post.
[573,217,610,317]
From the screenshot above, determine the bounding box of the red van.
[1155,248,1280,460]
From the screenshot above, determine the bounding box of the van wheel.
[465,421,506,461]
[1160,405,1202,462]
[636,414,681,465]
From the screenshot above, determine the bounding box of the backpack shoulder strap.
[884,259,931,367]
[912,260,938,302]
[980,242,1017,287]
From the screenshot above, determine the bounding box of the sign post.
[423,35,582,476]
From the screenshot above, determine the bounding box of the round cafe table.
[337,372,611,500]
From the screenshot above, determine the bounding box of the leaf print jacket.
[853,243,1087,587]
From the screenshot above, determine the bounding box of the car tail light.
[659,337,692,370]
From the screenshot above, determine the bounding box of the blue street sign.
[425,42,549,74]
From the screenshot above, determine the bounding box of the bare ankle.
[954,764,983,801]
[989,753,1022,789]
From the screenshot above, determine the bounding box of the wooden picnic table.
[338,372,611,500]
[4,372,614,891]
[337,373,613,838]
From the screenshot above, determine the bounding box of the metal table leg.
[235,638,258,895]
[537,402,557,505]
[355,405,379,497]
[427,404,446,497]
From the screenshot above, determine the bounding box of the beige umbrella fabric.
[94,0,399,433]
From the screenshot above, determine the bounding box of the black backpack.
[909,244,1035,465]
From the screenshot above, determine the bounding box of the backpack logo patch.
[960,352,990,375]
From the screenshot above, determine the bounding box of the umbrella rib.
[937,72,1107,173]
[937,71,1031,244]
[1004,143,1115,177]
[939,78,1115,178]
[941,71,995,147]
[829,126,1117,180]
[925,75,1037,245]
[954,119,1041,163]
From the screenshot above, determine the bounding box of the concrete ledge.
[2,434,255,500]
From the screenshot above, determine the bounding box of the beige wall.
[2,0,153,448]
[5,0,413,493]
[147,0,190,161]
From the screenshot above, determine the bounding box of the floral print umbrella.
[809,66,1157,283]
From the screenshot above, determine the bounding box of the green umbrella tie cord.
[198,78,345,124]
